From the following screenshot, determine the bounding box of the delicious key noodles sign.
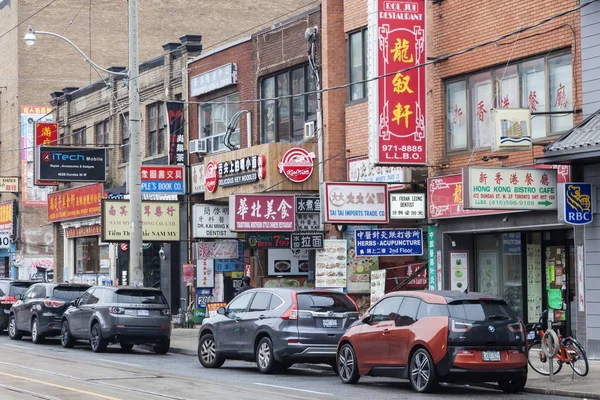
[368,0,426,165]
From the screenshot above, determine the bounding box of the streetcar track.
[0,382,61,400]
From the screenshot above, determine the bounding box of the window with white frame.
[199,93,240,153]
[445,52,573,152]
[348,27,368,101]
[147,103,165,156]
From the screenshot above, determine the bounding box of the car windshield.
[9,283,32,297]
[53,287,90,301]
[297,292,356,313]
[448,300,517,322]
[116,290,166,304]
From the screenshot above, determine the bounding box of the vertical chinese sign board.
[368,0,426,165]
[166,102,186,166]
[35,122,58,186]
[427,225,437,290]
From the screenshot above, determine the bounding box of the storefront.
[0,200,17,279]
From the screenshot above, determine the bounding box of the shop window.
[147,102,165,156]
[75,237,100,274]
[348,27,368,101]
[120,113,129,164]
[445,52,573,152]
[199,93,240,153]
[72,127,86,145]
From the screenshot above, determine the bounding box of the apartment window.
[348,28,368,101]
[199,93,240,153]
[445,52,573,152]
[95,120,109,146]
[261,65,317,143]
[72,128,86,145]
[120,113,129,164]
[147,103,165,156]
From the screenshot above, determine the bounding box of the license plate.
[322,319,338,328]
[137,310,150,316]
[482,351,501,362]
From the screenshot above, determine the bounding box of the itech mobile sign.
[37,146,107,182]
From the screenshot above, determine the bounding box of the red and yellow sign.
[0,201,15,231]
[65,225,102,238]
[48,183,103,223]
[35,123,58,186]
[368,0,426,165]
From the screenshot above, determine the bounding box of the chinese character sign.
[368,0,426,165]
[167,102,186,166]
[229,194,295,232]
[35,122,58,185]
[323,182,388,224]
[0,201,15,232]
[140,165,185,194]
[21,106,54,206]
[355,228,423,257]
[48,183,103,222]
[102,200,180,242]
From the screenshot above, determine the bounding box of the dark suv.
[8,283,91,343]
[0,279,37,331]
[61,286,172,353]
[198,288,359,373]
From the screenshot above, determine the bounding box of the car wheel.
[198,334,225,368]
[120,343,134,352]
[90,323,107,353]
[61,320,75,348]
[31,318,44,344]
[8,315,22,340]
[498,376,527,393]
[153,339,170,355]
[256,336,281,374]
[338,343,360,384]
[409,348,438,393]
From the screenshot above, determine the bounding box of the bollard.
[542,329,559,382]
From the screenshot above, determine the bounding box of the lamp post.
[25,0,145,287]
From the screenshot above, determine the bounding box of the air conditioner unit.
[189,139,207,154]
[303,121,315,140]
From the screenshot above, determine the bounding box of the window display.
[75,237,99,274]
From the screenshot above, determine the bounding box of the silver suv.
[198,288,359,373]
[61,286,171,354]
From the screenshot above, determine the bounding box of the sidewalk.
[170,327,600,398]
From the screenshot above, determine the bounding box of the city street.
[0,335,572,400]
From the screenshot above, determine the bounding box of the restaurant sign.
[291,233,324,250]
[229,194,295,232]
[101,200,180,242]
[322,182,388,224]
[296,196,320,213]
[463,167,557,210]
[278,147,315,183]
[48,183,103,223]
[245,233,291,249]
[217,154,266,189]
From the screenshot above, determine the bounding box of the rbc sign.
[558,183,593,225]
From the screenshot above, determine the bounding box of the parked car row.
[198,288,528,394]
[6,281,172,354]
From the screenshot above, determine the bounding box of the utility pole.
[128,0,144,286]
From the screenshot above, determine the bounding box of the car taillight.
[161,308,171,316]
[0,296,18,304]
[347,295,359,313]
[44,300,65,308]
[457,349,474,355]
[281,292,298,320]
[108,306,124,314]
[451,319,473,333]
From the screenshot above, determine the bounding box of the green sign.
[193,307,206,324]
[427,225,437,290]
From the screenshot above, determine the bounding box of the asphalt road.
[0,334,572,400]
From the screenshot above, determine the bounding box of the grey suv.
[198,288,359,373]
[61,286,172,354]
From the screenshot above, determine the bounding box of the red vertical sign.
[35,123,58,185]
[369,0,426,165]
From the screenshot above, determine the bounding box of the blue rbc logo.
[564,183,593,225]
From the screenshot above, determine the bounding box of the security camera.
[159,248,165,260]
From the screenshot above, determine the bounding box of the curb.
[169,346,197,357]
[521,386,600,399]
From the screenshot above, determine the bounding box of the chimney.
[179,34,203,55]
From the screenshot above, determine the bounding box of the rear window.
[297,292,356,313]
[449,300,517,322]
[9,283,32,297]
[116,290,166,304]
[53,287,90,301]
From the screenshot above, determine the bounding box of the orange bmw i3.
[336,291,527,393]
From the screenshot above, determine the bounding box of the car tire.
[31,318,44,344]
[153,339,170,355]
[198,334,225,368]
[498,376,527,393]
[337,343,360,384]
[256,336,281,374]
[8,315,22,340]
[409,348,438,393]
[90,323,108,353]
[61,320,75,348]
[120,343,134,352]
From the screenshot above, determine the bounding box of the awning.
[537,109,600,164]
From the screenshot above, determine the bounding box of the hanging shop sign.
[493,108,532,151]
[215,243,245,273]
[21,106,53,206]
[463,167,557,210]
[245,233,291,249]
[296,213,320,231]
[192,204,236,239]
[166,102,186,166]
[65,225,102,238]
[427,225,437,290]
[370,269,387,305]
[191,163,205,194]
[34,122,58,186]
[315,240,347,288]
[101,200,180,242]
[140,165,185,194]
[229,194,295,232]
[0,178,19,193]
[278,147,315,183]
[268,248,310,275]
[37,146,107,182]
[558,183,593,225]
[197,259,215,288]
[195,240,238,259]
[355,228,423,257]
[389,193,426,219]
[48,183,103,223]
[291,233,324,250]
[348,156,410,191]
[322,182,388,224]
[367,0,426,165]
[190,63,238,97]
[296,196,321,213]
[217,154,266,188]
[450,251,468,291]
[204,161,218,193]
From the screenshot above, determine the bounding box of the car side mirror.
[217,307,226,316]
[73,298,80,307]
[14,294,22,300]
[362,314,371,324]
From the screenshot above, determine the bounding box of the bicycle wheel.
[563,338,589,377]
[527,341,562,376]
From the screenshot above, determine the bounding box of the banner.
[166,102,186,166]
[35,122,58,185]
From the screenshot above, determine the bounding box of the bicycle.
[527,310,589,377]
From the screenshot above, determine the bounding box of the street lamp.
[24,1,145,287]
